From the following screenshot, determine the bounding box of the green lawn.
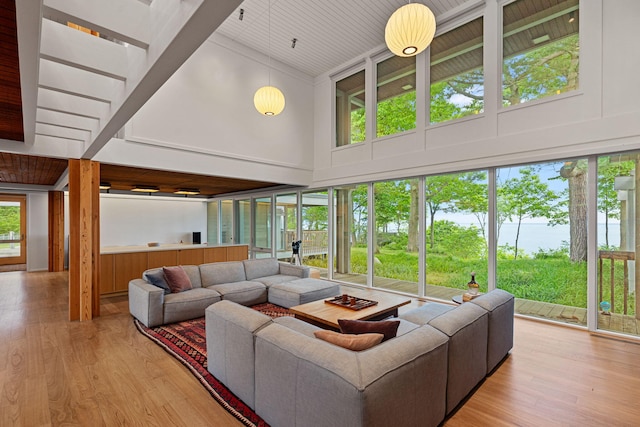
[306,247,634,315]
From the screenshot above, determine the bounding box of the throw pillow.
[163,266,193,293]
[314,330,383,351]
[145,270,171,295]
[338,319,400,342]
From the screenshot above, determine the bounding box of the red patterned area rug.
[133,303,292,427]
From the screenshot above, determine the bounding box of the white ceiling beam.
[38,88,109,121]
[39,59,121,103]
[43,0,151,49]
[15,0,43,146]
[36,123,91,143]
[36,109,99,135]
[81,0,243,159]
[40,19,129,80]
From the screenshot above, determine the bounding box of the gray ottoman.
[268,278,340,308]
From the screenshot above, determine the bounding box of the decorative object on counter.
[467,272,479,295]
[147,242,159,247]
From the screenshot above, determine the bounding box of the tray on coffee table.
[325,295,378,311]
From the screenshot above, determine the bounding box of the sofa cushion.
[163,266,193,293]
[144,269,171,294]
[207,281,267,306]
[268,278,340,308]
[243,258,280,281]
[200,261,247,286]
[313,330,384,351]
[399,302,455,325]
[338,319,400,342]
[252,274,300,288]
[163,288,221,324]
[181,265,202,288]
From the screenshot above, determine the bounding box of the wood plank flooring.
[1,271,640,426]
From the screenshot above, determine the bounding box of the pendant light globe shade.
[385,3,436,57]
[254,85,285,116]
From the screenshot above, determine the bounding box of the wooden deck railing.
[598,250,635,316]
[285,230,328,257]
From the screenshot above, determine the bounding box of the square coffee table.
[289,289,411,331]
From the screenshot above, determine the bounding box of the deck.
[327,271,640,336]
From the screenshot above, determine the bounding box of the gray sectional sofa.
[129,258,318,327]
[206,289,514,427]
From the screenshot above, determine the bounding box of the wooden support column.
[48,191,65,272]
[68,159,100,321]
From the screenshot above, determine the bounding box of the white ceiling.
[3,0,473,180]
[215,0,471,78]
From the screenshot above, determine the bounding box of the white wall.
[95,33,316,187]
[99,194,207,247]
[26,193,48,271]
[311,0,640,187]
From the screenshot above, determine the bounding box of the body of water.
[497,223,621,255]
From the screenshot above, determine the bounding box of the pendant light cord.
[267,0,272,85]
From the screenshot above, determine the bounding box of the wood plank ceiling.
[0,0,23,142]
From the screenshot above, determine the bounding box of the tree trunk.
[561,162,588,262]
[407,182,419,252]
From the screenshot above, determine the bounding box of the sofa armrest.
[278,262,310,278]
[128,279,164,328]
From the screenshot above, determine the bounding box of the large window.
[206,200,219,245]
[236,199,251,246]
[220,199,233,244]
[333,184,368,284]
[373,179,419,294]
[424,172,488,296]
[502,0,579,106]
[335,70,365,146]
[253,197,271,253]
[276,193,297,260]
[0,195,26,265]
[597,154,637,336]
[301,190,329,269]
[430,16,484,124]
[377,56,416,137]
[496,160,588,326]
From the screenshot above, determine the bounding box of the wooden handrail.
[598,251,635,316]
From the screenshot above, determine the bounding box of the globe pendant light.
[385,2,436,57]
[254,0,285,116]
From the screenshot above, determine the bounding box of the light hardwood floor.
[1,271,640,426]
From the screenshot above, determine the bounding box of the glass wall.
[496,160,588,326]
[220,199,233,244]
[502,0,579,107]
[236,199,251,246]
[425,171,488,298]
[335,70,366,146]
[376,56,416,137]
[373,179,419,294]
[597,154,637,336]
[333,184,368,284]
[206,200,219,245]
[253,197,271,257]
[276,193,297,261]
[430,16,484,124]
[301,190,329,272]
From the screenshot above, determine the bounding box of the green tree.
[596,157,635,248]
[376,92,416,137]
[499,167,560,259]
[503,35,579,106]
[0,206,20,235]
[302,206,328,231]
